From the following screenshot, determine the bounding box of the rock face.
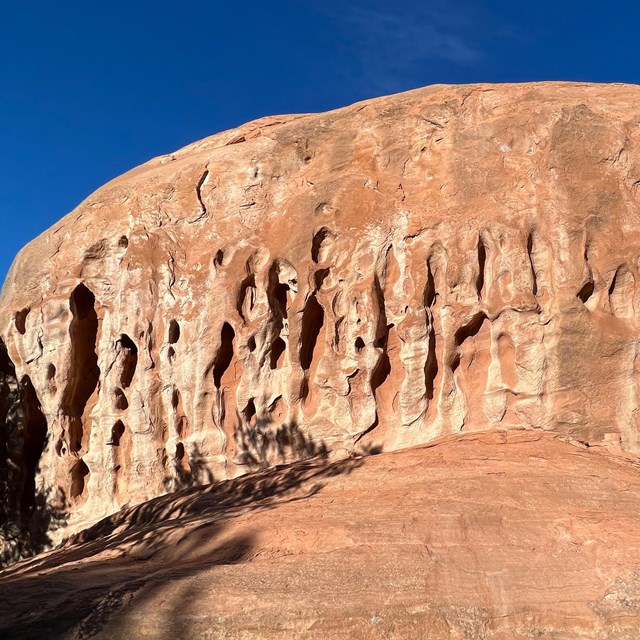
[1,431,640,639]
[3,82,640,550]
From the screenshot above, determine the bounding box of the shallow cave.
[213,323,235,389]
[299,295,324,371]
[63,284,100,453]
[117,334,138,389]
[18,376,48,517]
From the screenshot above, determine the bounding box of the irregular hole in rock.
[237,274,256,322]
[15,308,30,335]
[244,399,257,425]
[424,263,438,400]
[270,337,286,370]
[452,313,488,372]
[168,346,176,362]
[273,283,290,318]
[312,227,333,263]
[454,312,488,347]
[114,388,128,411]
[476,236,486,299]
[174,442,191,479]
[213,323,235,389]
[214,249,225,267]
[117,334,138,389]
[168,320,180,344]
[314,268,330,290]
[171,388,180,410]
[117,236,129,249]
[577,279,595,304]
[355,337,365,353]
[424,262,436,308]
[371,325,392,394]
[248,336,257,353]
[46,363,57,395]
[108,420,125,446]
[70,459,90,500]
[299,294,325,371]
[18,375,48,517]
[425,321,438,400]
[63,284,100,453]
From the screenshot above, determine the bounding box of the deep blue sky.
[2,1,639,283]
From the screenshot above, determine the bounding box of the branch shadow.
[0,420,382,640]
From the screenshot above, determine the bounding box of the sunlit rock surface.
[3,81,640,553]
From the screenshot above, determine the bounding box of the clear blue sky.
[2,0,639,284]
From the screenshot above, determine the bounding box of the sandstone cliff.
[3,82,640,555]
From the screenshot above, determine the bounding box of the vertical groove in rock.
[213,323,235,390]
[61,284,100,455]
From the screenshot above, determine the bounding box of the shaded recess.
[114,388,128,411]
[273,283,290,318]
[14,308,30,335]
[108,421,125,447]
[300,295,324,371]
[577,279,595,304]
[609,267,635,318]
[1,340,23,525]
[424,263,438,400]
[63,284,100,453]
[452,312,488,372]
[244,399,257,425]
[70,460,90,500]
[312,227,333,263]
[18,376,48,516]
[371,324,392,394]
[238,274,256,321]
[1,343,65,567]
[270,337,286,370]
[213,323,235,389]
[168,320,180,345]
[117,335,137,389]
[476,236,486,299]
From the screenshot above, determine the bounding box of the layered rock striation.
[3,82,640,550]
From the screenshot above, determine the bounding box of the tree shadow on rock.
[234,417,329,471]
[163,442,215,493]
[0,426,382,639]
[1,483,69,569]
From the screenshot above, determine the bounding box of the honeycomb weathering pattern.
[3,81,640,542]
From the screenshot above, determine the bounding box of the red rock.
[2,83,640,635]
[1,431,640,638]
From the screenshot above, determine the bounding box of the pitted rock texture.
[1,431,640,639]
[3,82,640,546]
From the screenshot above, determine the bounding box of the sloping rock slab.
[1,430,640,639]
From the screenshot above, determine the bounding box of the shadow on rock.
[0,425,382,640]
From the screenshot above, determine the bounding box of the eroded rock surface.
[3,82,640,546]
[1,431,640,639]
